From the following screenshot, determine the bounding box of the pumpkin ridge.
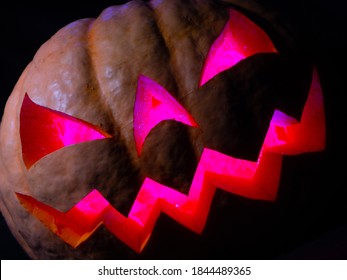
[0,0,328,260]
[148,0,230,165]
[153,4,203,181]
[84,19,118,137]
[73,16,144,214]
[148,1,182,100]
[140,0,199,190]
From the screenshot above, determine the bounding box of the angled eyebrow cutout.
[20,93,111,169]
[133,74,198,156]
[199,9,277,87]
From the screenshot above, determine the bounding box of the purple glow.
[199,9,277,86]
[16,3,325,253]
[133,75,198,155]
[16,69,325,252]
[263,69,325,154]
[20,93,111,168]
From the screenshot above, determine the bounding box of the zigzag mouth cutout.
[16,8,325,253]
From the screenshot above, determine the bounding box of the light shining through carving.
[199,9,277,86]
[16,70,325,252]
[20,93,111,168]
[16,7,325,253]
[134,75,198,155]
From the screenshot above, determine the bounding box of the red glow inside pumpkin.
[199,9,277,86]
[134,75,198,156]
[15,7,325,254]
[20,93,111,169]
[264,69,325,154]
[16,69,325,253]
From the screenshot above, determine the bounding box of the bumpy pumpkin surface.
[0,0,315,259]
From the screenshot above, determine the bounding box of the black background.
[0,0,346,259]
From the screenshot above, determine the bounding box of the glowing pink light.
[20,93,111,168]
[199,9,278,86]
[263,69,325,154]
[16,69,325,252]
[134,75,198,155]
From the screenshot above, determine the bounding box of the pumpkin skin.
[0,0,321,260]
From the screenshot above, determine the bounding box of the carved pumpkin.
[0,0,326,259]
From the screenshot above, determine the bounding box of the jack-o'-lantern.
[0,0,325,259]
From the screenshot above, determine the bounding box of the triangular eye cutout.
[199,9,278,87]
[134,75,198,156]
[20,93,111,169]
